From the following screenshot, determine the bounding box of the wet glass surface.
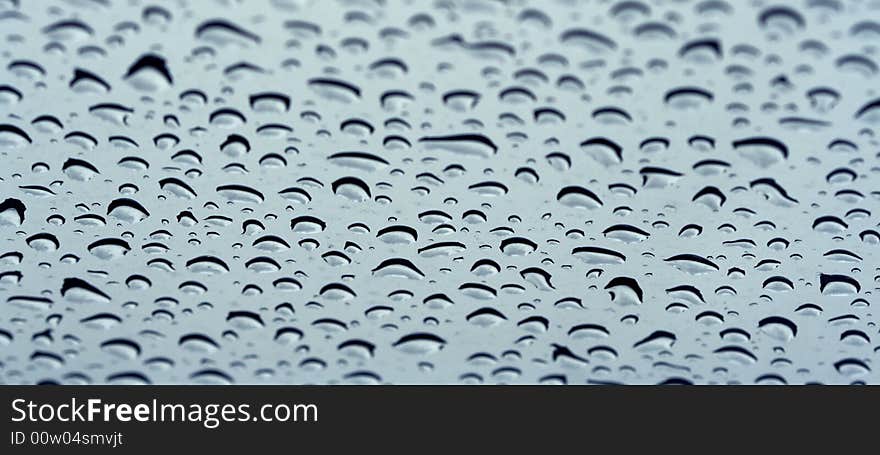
[1,0,878,384]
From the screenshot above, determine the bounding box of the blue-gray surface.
[1,0,879,384]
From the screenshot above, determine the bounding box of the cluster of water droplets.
[1,0,879,384]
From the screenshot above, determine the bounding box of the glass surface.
[1,0,878,384]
